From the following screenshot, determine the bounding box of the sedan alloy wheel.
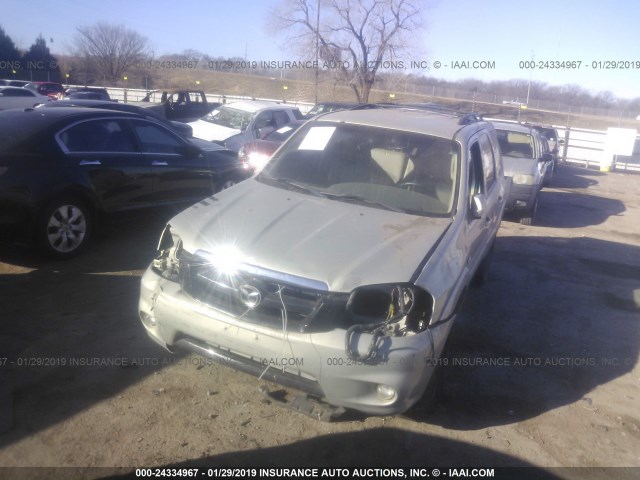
[40,199,91,257]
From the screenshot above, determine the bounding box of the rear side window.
[273,110,290,128]
[469,142,484,197]
[0,89,32,97]
[539,137,549,154]
[59,120,134,153]
[40,84,64,95]
[541,128,557,142]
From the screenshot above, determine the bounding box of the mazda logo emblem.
[239,284,262,308]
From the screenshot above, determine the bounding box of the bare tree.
[74,23,150,83]
[271,0,424,103]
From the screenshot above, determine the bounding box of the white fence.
[103,86,314,114]
[555,127,640,172]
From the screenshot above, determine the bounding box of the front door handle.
[152,160,169,166]
[79,159,101,166]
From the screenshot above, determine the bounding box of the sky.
[2,0,639,99]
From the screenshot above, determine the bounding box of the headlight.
[512,174,536,185]
[152,224,182,281]
[238,146,247,161]
[193,245,246,276]
[346,283,433,333]
[247,151,271,172]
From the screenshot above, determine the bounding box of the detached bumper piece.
[259,385,346,422]
[173,337,324,397]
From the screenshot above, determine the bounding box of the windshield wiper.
[265,176,324,197]
[318,192,403,212]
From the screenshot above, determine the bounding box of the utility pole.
[314,0,320,105]
[526,50,534,106]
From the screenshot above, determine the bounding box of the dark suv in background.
[304,101,358,118]
[528,124,564,165]
[64,87,111,101]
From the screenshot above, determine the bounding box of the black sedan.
[0,107,251,258]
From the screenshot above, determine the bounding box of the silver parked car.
[493,122,551,225]
[189,101,304,152]
[139,107,506,417]
[0,86,51,110]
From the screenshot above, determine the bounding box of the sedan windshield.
[201,106,254,130]
[259,122,459,217]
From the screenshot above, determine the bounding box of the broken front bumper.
[138,266,452,416]
[504,183,538,212]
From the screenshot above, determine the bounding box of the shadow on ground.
[535,190,625,228]
[548,164,603,190]
[0,211,184,446]
[407,235,640,430]
[0,208,173,274]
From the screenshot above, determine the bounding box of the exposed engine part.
[345,285,415,362]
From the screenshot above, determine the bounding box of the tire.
[519,215,532,226]
[419,340,450,414]
[38,197,92,258]
[519,197,538,226]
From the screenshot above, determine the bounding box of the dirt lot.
[0,165,639,479]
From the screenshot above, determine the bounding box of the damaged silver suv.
[138,107,505,417]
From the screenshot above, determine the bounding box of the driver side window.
[254,111,275,130]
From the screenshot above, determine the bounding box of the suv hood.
[170,180,451,292]
[189,119,240,142]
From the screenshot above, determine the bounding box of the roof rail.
[343,102,485,125]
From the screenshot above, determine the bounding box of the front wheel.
[471,238,495,287]
[38,197,92,258]
[519,197,538,226]
[417,339,451,415]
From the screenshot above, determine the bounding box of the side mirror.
[471,193,487,219]
[539,153,552,163]
[178,144,202,158]
[558,139,565,145]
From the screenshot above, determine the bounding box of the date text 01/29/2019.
[135,468,497,478]
[519,60,640,69]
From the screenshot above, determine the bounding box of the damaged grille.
[178,250,331,331]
